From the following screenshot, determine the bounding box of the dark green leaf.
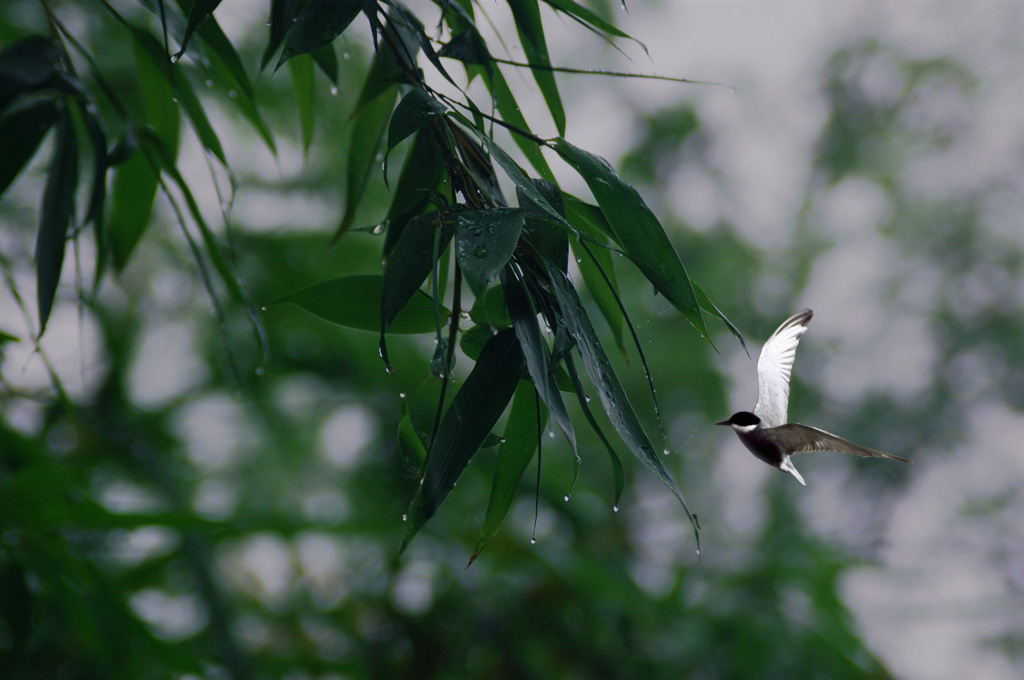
[572,237,625,356]
[382,128,446,254]
[109,152,159,271]
[311,44,339,84]
[540,0,643,47]
[398,400,427,469]
[276,0,362,70]
[276,274,447,334]
[502,268,575,450]
[0,95,58,199]
[563,351,625,506]
[693,282,747,353]
[471,383,547,562]
[458,324,493,361]
[261,0,300,70]
[0,37,61,111]
[288,54,316,156]
[551,137,710,343]
[547,262,700,552]
[518,179,568,269]
[475,132,568,229]
[386,2,459,88]
[563,193,614,241]
[35,106,78,335]
[381,210,456,339]
[175,0,223,59]
[455,208,525,299]
[508,0,566,136]
[387,88,446,157]
[399,329,525,556]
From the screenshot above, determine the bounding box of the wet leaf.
[0,95,58,199]
[455,208,525,299]
[288,54,315,156]
[276,274,447,334]
[381,211,456,336]
[547,261,700,551]
[260,0,300,71]
[175,0,222,59]
[508,0,566,136]
[551,137,710,344]
[0,37,61,111]
[382,128,446,255]
[387,88,445,158]
[276,0,362,69]
[399,329,525,557]
[471,383,547,562]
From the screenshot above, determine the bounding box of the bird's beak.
[714,420,729,427]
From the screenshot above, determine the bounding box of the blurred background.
[1,1,1022,678]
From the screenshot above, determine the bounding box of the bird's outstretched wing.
[753,309,813,428]
[775,424,912,463]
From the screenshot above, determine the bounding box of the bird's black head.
[715,411,762,427]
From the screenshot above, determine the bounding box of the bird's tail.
[779,457,806,485]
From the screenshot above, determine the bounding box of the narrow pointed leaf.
[540,0,643,46]
[572,236,625,356]
[400,329,525,556]
[382,128,446,255]
[517,179,568,269]
[261,0,300,71]
[547,262,699,550]
[475,133,568,229]
[508,0,566,136]
[276,274,447,334]
[551,137,710,343]
[563,351,624,506]
[693,282,747,352]
[276,0,362,69]
[387,89,445,157]
[398,400,427,469]
[455,208,525,299]
[175,0,223,58]
[35,106,78,335]
[468,286,512,329]
[109,152,161,271]
[486,65,556,181]
[288,54,315,155]
[472,383,548,562]
[311,44,339,85]
[381,211,456,337]
[502,268,575,451]
[0,96,58,198]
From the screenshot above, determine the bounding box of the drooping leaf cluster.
[0,0,744,559]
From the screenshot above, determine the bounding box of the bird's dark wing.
[770,424,912,463]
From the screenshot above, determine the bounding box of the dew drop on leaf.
[402,514,408,521]
[399,392,406,399]
[663,448,670,456]
[612,504,620,513]
[563,495,570,503]
[330,85,339,96]
[530,537,537,545]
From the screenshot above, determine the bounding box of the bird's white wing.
[753,309,813,428]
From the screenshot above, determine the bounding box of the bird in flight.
[716,309,911,485]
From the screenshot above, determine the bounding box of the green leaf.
[471,383,548,562]
[501,267,575,450]
[563,193,614,241]
[540,0,644,47]
[547,261,700,553]
[276,0,362,70]
[387,88,446,158]
[474,132,568,229]
[35,105,78,335]
[261,0,300,71]
[382,128,446,254]
[381,210,456,350]
[276,274,447,334]
[508,0,566,136]
[455,208,526,299]
[572,236,625,356]
[693,281,747,353]
[398,400,427,469]
[175,0,223,59]
[288,54,316,156]
[399,329,525,556]
[311,44,339,85]
[458,324,494,361]
[551,137,710,343]
[0,95,58,199]
[517,179,568,269]
[109,150,160,271]
[0,36,61,111]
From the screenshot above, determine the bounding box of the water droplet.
[205,79,213,87]
[402,514,408,521]
[563,494,570,502]
[399,392,406,399]
[330,85,339,96]
[548,431,556,439]
[220,202,231,212]
[171,97,179,103]
[259,306,267,312]
[228,89,238,99]
[498,437,506,444]
[343,52,351,60]
[612,504,620,513]
[255,367,265,376]
[584,395,592,403]
[170,54,180,64]
[575,256,582,263]
[372,223,384,235]
[530,537,537,545]
[663,448,670,456]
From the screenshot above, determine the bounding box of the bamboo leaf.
[455,208,525,299]
[0,95,58,199]
[276,0,363,70]
[288,54,316,156]
[387,88,445,158]
[547,262,700,552]
[551,137,711,344]
[399,329,525,557]
[261,0,300,71]
[382,128,446,255]
[35,106,78,335]
[471,383,548,562]
[508,0,566,136]
[0,37,62,111]
[276,274,447,334]
[175,0,222,59]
